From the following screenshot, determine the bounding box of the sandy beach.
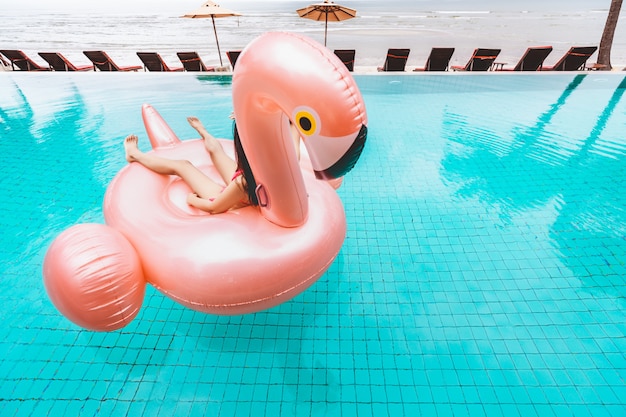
[1,0,624,73]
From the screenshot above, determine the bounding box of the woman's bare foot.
[124,135,141,162]
[187,116,206,133]
[187,116,221,154]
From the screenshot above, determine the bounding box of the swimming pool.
[0,72,624,416]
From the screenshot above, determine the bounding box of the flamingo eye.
[294,108,319,136]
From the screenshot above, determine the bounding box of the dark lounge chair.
[377,48,411,72]
[413,47,455,71]
[499,46,553,71]
[176,52,215,72]
[451,48,501,71]
[136,52,184,72]
[334,49,355,72]
[38,52,93,71]
[0,50,50,71]
[226,50,241,70]
[0,54,12,69]
[83,50,142,71]
[542,46,598,71]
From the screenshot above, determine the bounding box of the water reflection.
[440,74,626,298]
[0,79,102,275]
[196,74,233,86]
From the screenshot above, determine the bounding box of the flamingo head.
[291,105,367,180]
[234,32,368,181]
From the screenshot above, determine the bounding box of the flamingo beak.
[313,124,368,180]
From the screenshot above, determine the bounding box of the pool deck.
[1,61,625,74]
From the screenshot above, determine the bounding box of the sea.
[1,0,624,70]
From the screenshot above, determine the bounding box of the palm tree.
[597,0,623,70]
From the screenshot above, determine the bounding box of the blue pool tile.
[175,401,194,416]
[465,403,488,417]
[156,400,179,417]
[64,400,86,416]
[605,405,626,417]
[111,400,133,416]
[533,404,560,417]
[483,404,507,417]
[128,401,147,416]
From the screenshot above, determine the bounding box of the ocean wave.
[359,14,430,19]
[434,11,491,15]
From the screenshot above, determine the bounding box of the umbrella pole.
[324,14,328,46]
[211,15,224,67]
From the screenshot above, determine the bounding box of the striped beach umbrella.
[297,0,357,47]
[182,0,241,67]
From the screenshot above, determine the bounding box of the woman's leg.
[187,117,237,183]
[124,135,223,198]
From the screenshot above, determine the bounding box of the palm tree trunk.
[597,0,623,70]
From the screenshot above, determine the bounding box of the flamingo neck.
[236,102,308,228]
[231,32,366,228]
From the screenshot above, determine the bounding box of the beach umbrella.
[182,0,241,67]
[297,0,357,46]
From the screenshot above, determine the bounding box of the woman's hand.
[186,181,244,215]
[187,193,200,207]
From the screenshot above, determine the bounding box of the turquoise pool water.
[0,72,625,416]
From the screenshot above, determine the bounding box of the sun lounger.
[83,50,142,71]
[0,54,11,69]
[377,48,411,72]
[0,50,50,71]
[176,52,215,72]
[451,48,501,71]
[542,46,598,71]
[226,51,241,70]
[38,52,93,71]
[334,49,355,72]
[413,47,455,71]
[136,52,184,72]
[498,46,553,71]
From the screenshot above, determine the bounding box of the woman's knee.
[172,159,195,175]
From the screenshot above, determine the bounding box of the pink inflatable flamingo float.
[43,32,367,331]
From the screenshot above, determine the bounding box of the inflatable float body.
[43,32,368,331]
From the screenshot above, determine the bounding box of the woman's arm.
[187,178,247,214]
